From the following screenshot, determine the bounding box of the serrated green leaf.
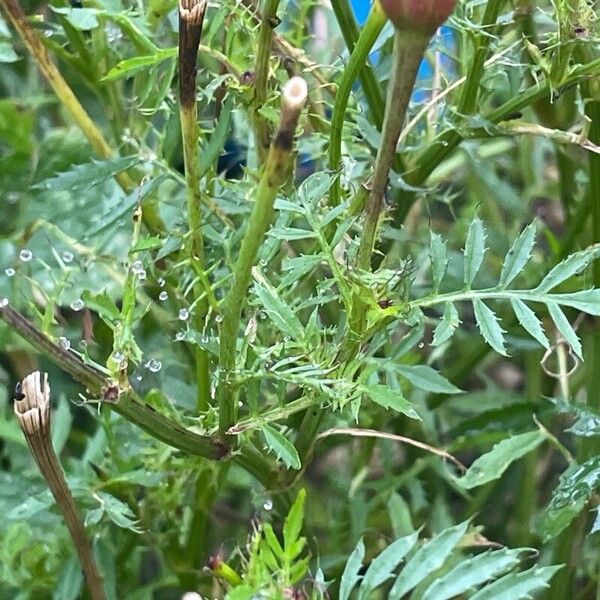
[538,456,600,540]
[536,245,600,293]
[548,302,582,358]
[468,565,562,600]
[393,365,462,394]
[473,299,507,355]
[102,49,176,81]
[456,431,546,489]
[33,156,139,193]
[548,289,600,315]
[131,236,163,253]
[297,171,336,208]
[361,384,421,420]
[81,289,120,322]
[389,521,470,600]
[499,223,537,287]
[51,6,101,30]
[54,554,83,600]
[260,424,301,470]
[511,298,549,348]
[269,226,316,240]
[283,489,305,554]
[432,302,460,346]
[422,548,524,600]
[464,218,487,287]
[253,269,304,340]
[340,539,365,600]
[430,232,448,292]
[358,532,418,600]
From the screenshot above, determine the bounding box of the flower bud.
[379,0,457,34]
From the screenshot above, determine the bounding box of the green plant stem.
[0,304,227,460]
[217,78,307,438]
[330,0,385,129]
[328,2,386,206]
[253,0,281,164]
[1,0,134,193]
[179,0,211,412]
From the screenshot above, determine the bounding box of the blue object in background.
[351,0,370,25]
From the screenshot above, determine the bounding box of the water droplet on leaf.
[145,359,162,373]
[179,308,189,321]
[159,291,168,301]
[71,298,84,311]
[59,336,71,350]
[19,249,32,262]
[5,268,15,277]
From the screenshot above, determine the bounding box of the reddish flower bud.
[379,0,457,34]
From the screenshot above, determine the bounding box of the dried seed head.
[14,371,50,437]
[179,0,206,24]
[379,0,457,34]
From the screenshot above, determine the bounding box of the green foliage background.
[1,0,600,598]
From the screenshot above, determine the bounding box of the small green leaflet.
[81,289,120,323]
[510,298,549,348]
[51,6,100,30]
[389,521,469,600]
[392,365,462,394]
[430,232,448,292]
[102,49,177,81]
[361,384,421,420]
[547,302,582,358]
[468,565,562,600]
[499,222,537,288]
[0,41,18,63]
[456,430,546,489]
[537,456,600,540]
[340,539,365,600]
[283,489,306,557]
[464,218,487,287]
[253,269,304,341]
[432,302,460,346]
[297,171,336,209]
[535,245,600,293]
[473,299,507,356]
[33,156,139,193]
[260,424,301,470]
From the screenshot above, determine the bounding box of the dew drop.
[145,359,162,373]
[158,277,166,287]
[159,291,168,302]
[136,375,143,382]
[0,298,9,308]
[263,499,273,511]
[418,342,425,349]
[5,268,15,277]
[71,298,84,311]
[62,251,74,264]
[178,308,189,321]
[19,249,33,262]
[175,331,185,341]
[260,259,268,267]
[58,336,71,350]
[215,314,223,323]
[137,269,147,281]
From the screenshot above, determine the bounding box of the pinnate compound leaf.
[499,222,537,288]
[468,565,562,600]
[389,521,470,600]
[430,232,448,292]
[535,245,600,293]
[393,365,462,394]
[340,539,365,600]
[253,269,304,340]
[361,384,421,420]
[464,218,487,287]
[358,532,418,600]
[537,456,600,540]
[33,155,139,193]
[421,548,525,600]
[473,299,507,356]
[510,298,549,348]
[432,302,460,346]
[456,431,546,489]
[260,424,301,470]
[547,302,582,358]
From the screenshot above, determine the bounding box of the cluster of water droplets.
[131,260,147,281]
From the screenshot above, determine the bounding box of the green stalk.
[217,77,308,437]
[253,0,281,164]
[178,0,211,412]
[328,2,386,206]
[330,0,385,129]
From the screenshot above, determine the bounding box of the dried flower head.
[379,0,457,34]
[14,371,50,438]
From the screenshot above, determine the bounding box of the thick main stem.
[217,78,307,438]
